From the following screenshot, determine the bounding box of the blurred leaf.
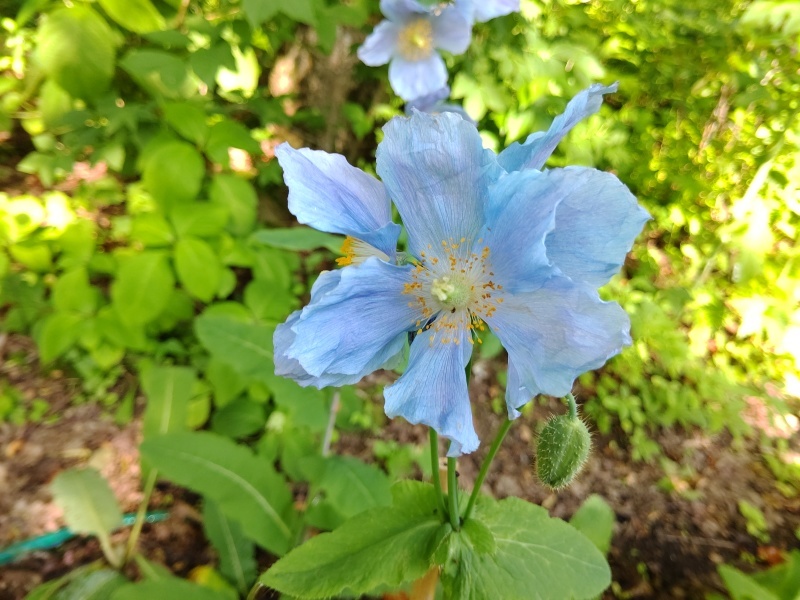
[211,398,266,438]
[54,569,128,600]
[141,140,205,208]
[250,227,343,253]
[111,579,232,600]
[52,268,97,316]
[111,251,175,325]
[203,499,257,593]
[163,102,209,145]
[242,0,280,27]
[174,237,223,302]
[98,0,165,34]
[120,49,194,99]
[141,365,197,438]
[170,203,228,238]
[194,312,275,382]
[37,311,82,363]
[719,565,780,600]
[569,494,615,555]
[209,175,258,236]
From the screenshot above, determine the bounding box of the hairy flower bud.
[535,414,591,489]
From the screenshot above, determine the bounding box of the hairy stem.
[463,418,513,522]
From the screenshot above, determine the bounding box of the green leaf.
[281,0,316,25]
[141,140,205,208]
[140,431,293,555]
[111,579,232,600]
[441,497,611,600]
[203,499,257,593]
[209,174,258,235]
[719,564,780,600]
[317,456,392,519]
[211,398,266,438]
[569,494,615,555]
[37,6,116,99]
[37,311,83,362]
[242,0,280,27]
[162,102,209,145]
[205,357,247,408]
[130,213,175,247]
[194,313,275,382]
[52,267,97,315]
[111,251,174,325]
[50,468,122,547]
[204,119,260,166]
[170,203,228,238]
[244,280,297,322]
[54,569,128,600]
[262,481,443,598]
[120,49,194,99]
[250,227,343,253]
[174,237,222,302]
[97,0,165,34]
[141,365,196,438]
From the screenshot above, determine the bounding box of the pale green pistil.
[431,276,471,311]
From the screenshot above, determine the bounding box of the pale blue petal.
[544,167,651,287]
[384,325,478,456]
[473,0,519,22]
[377,111,496,257]
[381,0,428,20]
[275,143,400,258]
[497,83,619,172]
[388,53,447,101]
[480,169,561,293]
[406,86,451,112]
[287,258,417,378]
[432,5,471,54]
[358,20,400,66]
[485,276,631,415]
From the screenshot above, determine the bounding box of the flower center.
[397,18,434,61]
[402,237,505,346]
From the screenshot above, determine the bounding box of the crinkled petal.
[432,6,471,54]
[388,52,448,101]
[498,83,619,172]
[377,111,496,257]
[357,20,400,66]
[544,167,651,287]
[287,259,417,379]
[406,85,451,112]
[380,0,429,20]
[480,168,561,293]
[275,143,400,259]
[384,325,478,456]
[485,276,631,416]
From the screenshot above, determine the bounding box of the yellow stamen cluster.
[397,18,434,61]
[336,236,390,266]
[402,237,505,347]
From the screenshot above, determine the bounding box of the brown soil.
[1,333,798,600]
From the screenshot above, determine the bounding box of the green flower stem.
[566,393,578,420]
[463,418,513,522]
[123,468,158,566]
[429,429,447,518]
[447,457,460,530]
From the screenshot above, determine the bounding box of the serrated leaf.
[50,468,123,540]
[250,227,343,253]
[570,494,615,555]
[174,237,222,302]
[140,431,293,555]
[442,497,611,600]
[194,313,274,382]
[97,0,165,34]
[37,6,116,99]
[111,251,174,325]
[262,481,443,598]
[141,365,196,438]
[204,499,257,593]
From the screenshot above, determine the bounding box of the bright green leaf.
[203,499,257,593]
[141,140,205,208]
[170,203,228,238]
[37,311,83,363]
[194,313,274,382]
[174,237,223,302]
[54,569,128,600]
[162,101,209,145]
[52,267,97,316]
[98,0,165,34]
[50,468,122,547]
[209,175,257,235]
[242,0,280,27]
[141,365,196,438]
[250,227,343,253]
[111,251,175,325]
[569,494,615,555]
[120,49,194,99]
[211,398,266,438]
[111,579,232,600]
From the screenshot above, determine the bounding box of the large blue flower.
[405,85,475,124]
[454,0,520,23]
[358,0,472,101]
[274,85,650,456]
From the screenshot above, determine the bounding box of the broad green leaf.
[242,0,280,27]
[141,140,204,208]
[98,0,165,34]
[52,267,97,316]
[37,6,116,99]
[262,481,443,598]
[204,120,260,166]
[281,0,316,25]
[133,555,173,581]
[250,227,343,253]
[170,203,228,238]
[54,569,127,600]
[569,494,615,555]
[130,213,175,247]
[111,579,231,600]
[719,565,780,600]
[141,365,196,438]
[209,175,258,236]
[50,468,122,541]
[211,398,266,438]
[205,357,247,408]
[37,311,83,362]
[111,251,174,325]
[174,237,223,302]
[39,79,72,128]
[244,280,297,322]
[268,376,329,431]
[203,499,257,593]
[120,49,194,99]
[10,240,52,272]
[140,431,293,555]
[441,496,611,600]
[162,101,209,145]
[194,313,275,382]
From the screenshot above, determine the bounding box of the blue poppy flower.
[455,0,520,23]
[358,0,472,101]
[274,85,650,455]
[405,85,475,124]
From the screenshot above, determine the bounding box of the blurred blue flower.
[455,0,520,23]
[405,85,475,123]
[274,84,649,455]
[358,0,471,100]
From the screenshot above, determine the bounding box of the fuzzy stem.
[447,457,460,530]
[566,393,578,420]
[463,418,513,522]
[429,429,447,518]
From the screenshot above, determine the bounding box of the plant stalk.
[447,457,459,530]
[123,468,158,565]
[429,429,447,518]
[463,418,513,522]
